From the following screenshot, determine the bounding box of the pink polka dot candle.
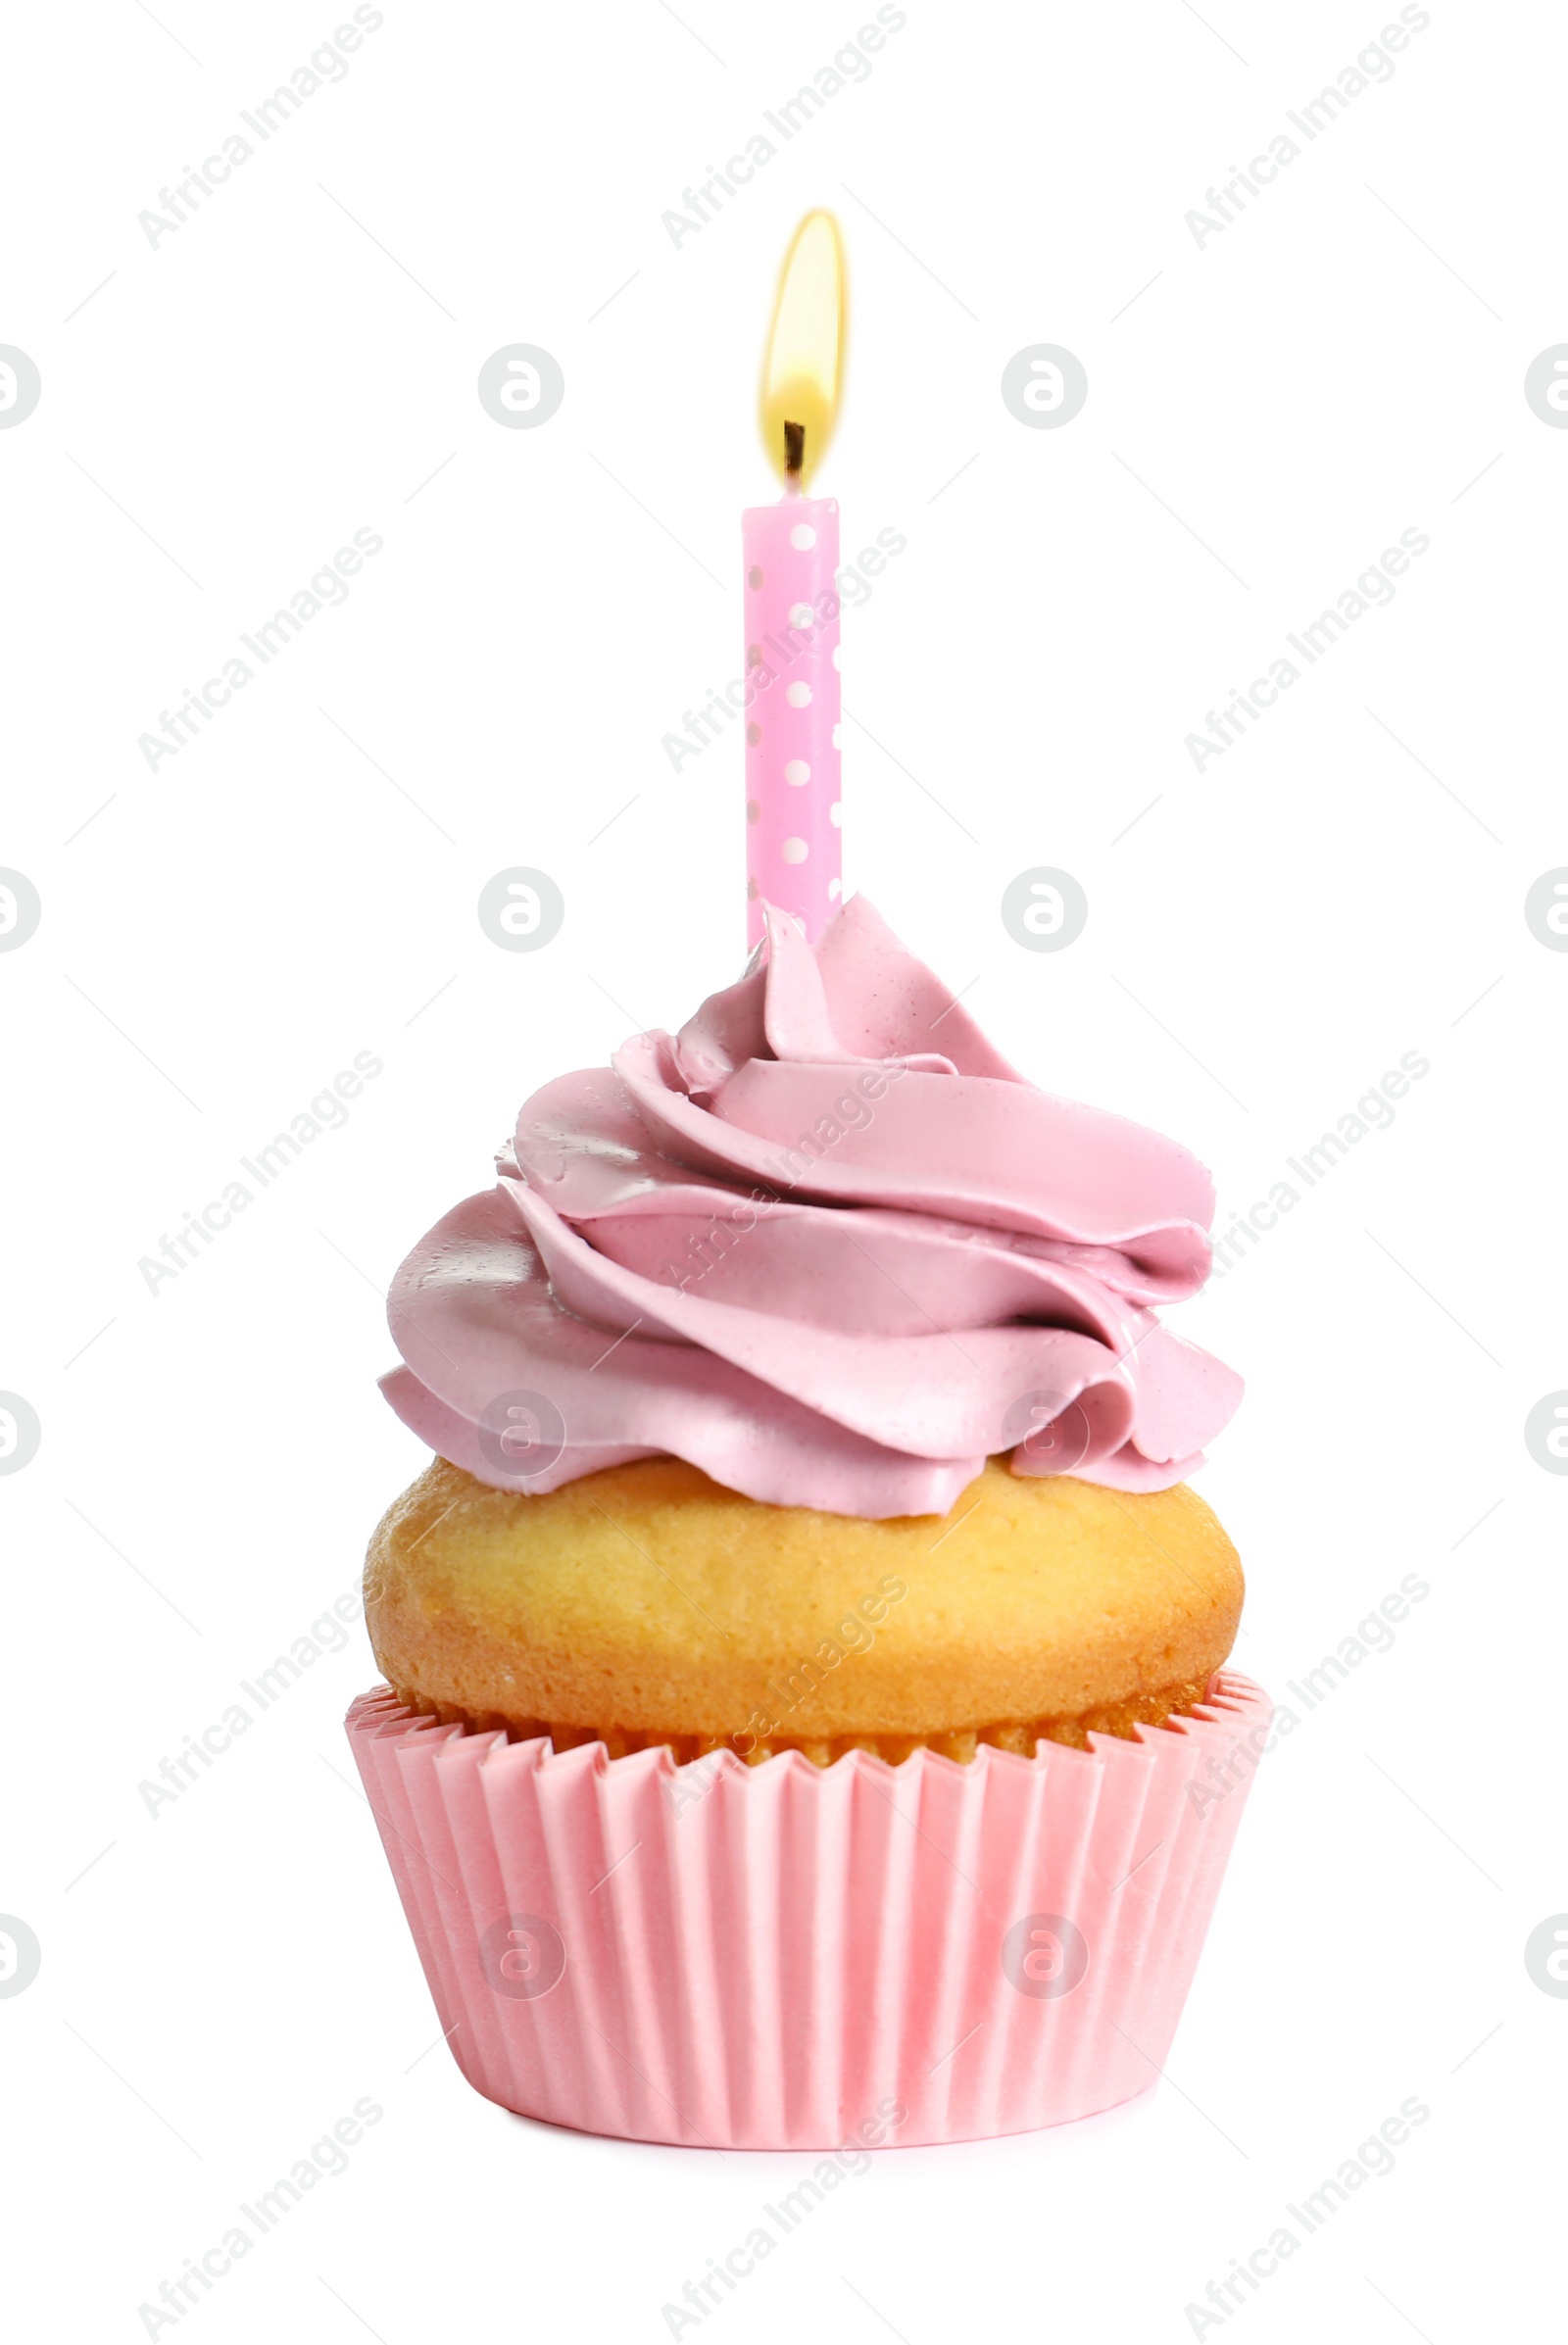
[744,212,846,952]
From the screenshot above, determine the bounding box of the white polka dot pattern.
[741,494,842,949]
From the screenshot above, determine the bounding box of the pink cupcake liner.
[346,1671,1270,2149]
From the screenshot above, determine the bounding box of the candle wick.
[783,418,805,480]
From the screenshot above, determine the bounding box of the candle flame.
[760,210,846,490]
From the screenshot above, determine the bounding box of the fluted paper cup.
[346,1671,1270,2149]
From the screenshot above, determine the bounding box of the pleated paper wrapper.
[346,1671,1270,2149]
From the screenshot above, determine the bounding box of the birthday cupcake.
[348,899,1268,2148]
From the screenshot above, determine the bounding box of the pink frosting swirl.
[380,898,1241,1517]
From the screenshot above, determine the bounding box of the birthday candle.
[743,211,846,951]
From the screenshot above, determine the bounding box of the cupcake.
[348,898,1268,2147]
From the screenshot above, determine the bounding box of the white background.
[3,0,1563,2337]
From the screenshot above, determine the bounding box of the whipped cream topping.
[380,898,1241,1517]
